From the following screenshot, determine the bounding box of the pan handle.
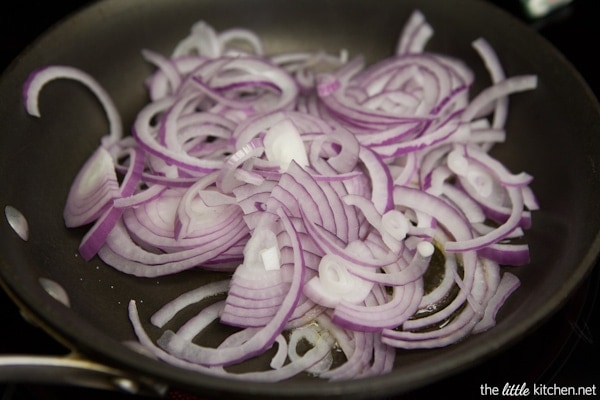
[0,352,169,396]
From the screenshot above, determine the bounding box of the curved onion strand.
[24,65,123,145]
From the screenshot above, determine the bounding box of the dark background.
[1,1,599,399]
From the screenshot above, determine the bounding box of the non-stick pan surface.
[1,0,600,399]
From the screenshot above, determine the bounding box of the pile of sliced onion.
[24,10,538,381]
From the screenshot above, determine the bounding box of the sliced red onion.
[347,241,433,286]
[63,147,120,227]
[444,186,525,252]
[132,96,226,174]
[157,209,305,367]
[172,21,221,58]
[78,147,145,260]
[130,300,333,382]
[471,38,508,132]
[332,280,424,332]
[382,257,504,349]
[478,243,530,266]
[472,271,520,334]
[461,75,538,123]
[263,117,310,170]
[396,10,433,55]
[30,9,541,381]
[98,218,247,276]
[172,21,264,59]
[276,50,347,93]
[303,253,374,308]
[112,184,167,209]
[287,325,334,374]
[24,65,123,145]
[142,49,183,95]
[151,280,230,328]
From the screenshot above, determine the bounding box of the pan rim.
[1,0,600,398]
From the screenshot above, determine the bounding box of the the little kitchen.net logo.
[480,382,597,397]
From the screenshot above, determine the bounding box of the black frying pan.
[1,0,600,399]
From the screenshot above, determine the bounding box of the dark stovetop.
[1,1,599,399]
